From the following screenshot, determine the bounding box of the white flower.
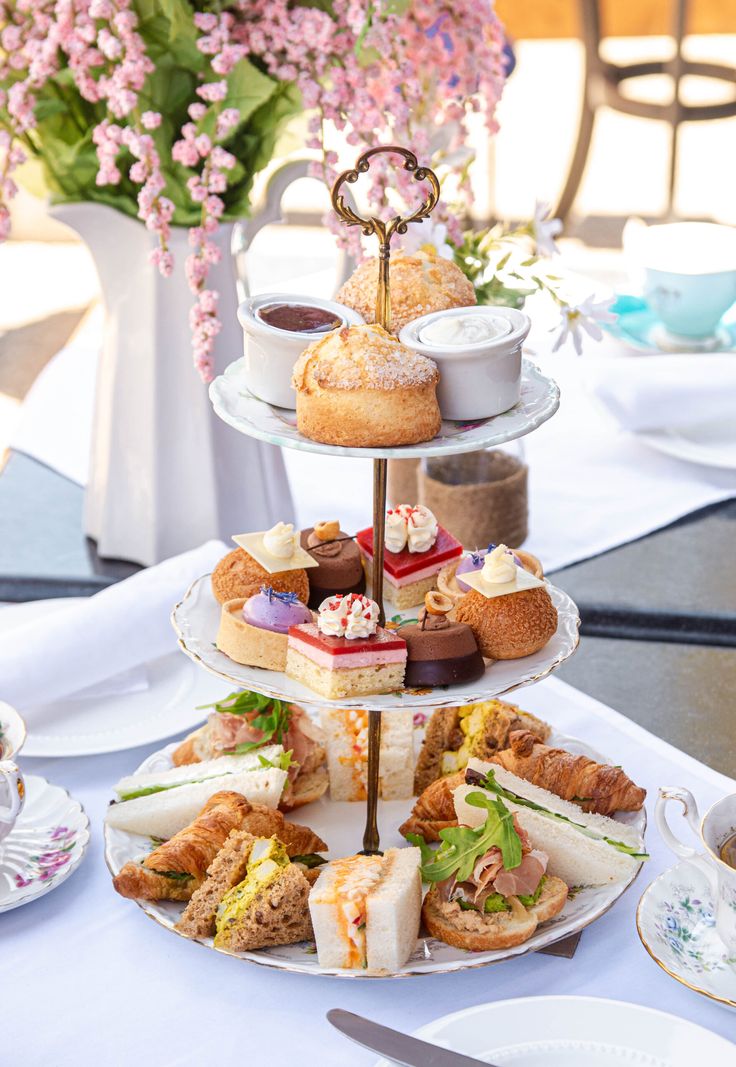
[399,220,454,260]
[551,295,617,355]
[532,201,562,258]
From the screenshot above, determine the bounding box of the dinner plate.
[637,417,736,471]
[374,995,735,1065]
[104,727,645,979]
[171,574,580,711]
[637,858,736,1010]
[0,599,234,757]
[209,356,560,459]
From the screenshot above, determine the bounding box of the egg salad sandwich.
[106,746,291,837]
[320,707,414,801]
[308,847,422,972]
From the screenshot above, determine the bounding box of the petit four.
[336,251,476,335]
[216,587,312,671]
[291,323,441,447]
[211,524,311,606]
[437,544,543,607]
[285,593,407,699]
[357,504,463,609]
[454,544,558,659]
[400,591,485,689]
[320,707,414,800]
[300,520,366,609]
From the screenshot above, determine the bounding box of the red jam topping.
[258,303,342,334]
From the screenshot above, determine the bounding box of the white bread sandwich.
[320,707,413,801]
[453,758,647,888]
[309,847,421,971]
[106,748,290,837]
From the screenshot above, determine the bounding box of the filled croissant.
[491,730,646,815]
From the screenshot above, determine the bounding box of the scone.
[336,251,476,335]
[211,547,309,605]
[291,324,441,448]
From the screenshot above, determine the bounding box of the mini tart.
[291,324,441,448]
[285,623,407,699]
[336,252,476,335]
[454,586,558,660]
[300,527,366,609]
[216,598,289,670]
[437,549,544,607]
[211,548,309,605]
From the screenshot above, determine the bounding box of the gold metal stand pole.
[362,708,382,855]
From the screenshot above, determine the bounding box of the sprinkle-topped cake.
[285,593,407,699]
[356,504,463,609]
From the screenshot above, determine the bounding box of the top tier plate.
[209,357,559,459]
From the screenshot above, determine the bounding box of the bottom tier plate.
[104,728,644,979]
[171,574,580,711]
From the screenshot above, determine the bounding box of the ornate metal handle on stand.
[330,147,440,854]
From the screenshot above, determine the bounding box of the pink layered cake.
[285,593,407,699]
[356,504,463,609]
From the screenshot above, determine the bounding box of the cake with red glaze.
[356,504,463,609]
[285,593,407,699]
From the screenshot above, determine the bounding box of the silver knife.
[326,1009,493,1066]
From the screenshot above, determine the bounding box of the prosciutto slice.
[493,849,548,899]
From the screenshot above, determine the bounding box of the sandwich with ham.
[172,691,328,810]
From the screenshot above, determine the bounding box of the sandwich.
[106,746,291,837]
[410,791,569,951]
[183,835,315,951]
[454,758,648,887]
[308,848,422,971]
[172,691,328,810]
[320,707,414,801]
[112,791,326,903]
[414,701,551,794]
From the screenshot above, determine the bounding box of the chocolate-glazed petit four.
[300,520,366,609]
[401,592,485,688]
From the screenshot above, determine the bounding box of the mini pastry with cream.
[400,592,485,689]
[454,544,558,660]
[291,324,441,448]
[357,504,463,609]
[285,593,407,699]
[438,545,544,607]
[336,251,476,335]
[211,522,313,605]
[216,586,312,671]
[300,520,366,609]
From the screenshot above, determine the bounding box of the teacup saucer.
[636,858,736,1010]
[0,774,90,913]
[605,295,736,354]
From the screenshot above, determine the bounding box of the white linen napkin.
[584,353,736,432]
[0,539,227,714]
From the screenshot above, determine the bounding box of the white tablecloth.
[2,676,734,1065]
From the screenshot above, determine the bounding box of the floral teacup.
[0,702,27,845]
[656,786,736,956]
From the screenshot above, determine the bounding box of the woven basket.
[418,450,528,549]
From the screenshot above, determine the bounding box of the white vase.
[50,201,294,566]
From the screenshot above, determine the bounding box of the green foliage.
[197,690,294,753]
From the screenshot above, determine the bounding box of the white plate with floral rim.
[104,727,645,979]
[636,858,736,1010]
[0,774,90,913]
[373,995,736,1065]
[209,356,560,459]
[170,575,580,712]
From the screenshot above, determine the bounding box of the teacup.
[656,786,736,954]
[0,702,27,845]
[629,222,736,342]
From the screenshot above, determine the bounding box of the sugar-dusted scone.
[291,324,441,448]
[336,251,476,335]
[320,707,414,801]
[211,548,309,605]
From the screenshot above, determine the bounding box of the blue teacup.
[639,223,736,341]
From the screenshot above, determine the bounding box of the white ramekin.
[237,293,364,409]
[399,305,531,421]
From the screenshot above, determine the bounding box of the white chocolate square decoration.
[460,564,546,600]
[232,532,318,573]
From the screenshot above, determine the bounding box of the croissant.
[399,772,464,841]
[492,730,646,815]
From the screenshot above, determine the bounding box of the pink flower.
[141,110,162,130]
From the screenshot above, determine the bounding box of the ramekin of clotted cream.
[399,305,530,421]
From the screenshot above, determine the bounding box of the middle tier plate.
[172,575,580,710]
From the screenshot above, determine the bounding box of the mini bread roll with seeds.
[291,324,441,448]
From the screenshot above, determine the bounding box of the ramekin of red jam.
[257,302,343,334]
